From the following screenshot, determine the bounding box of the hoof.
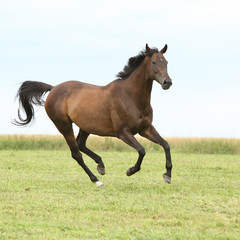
[163,173,171,184]
[126,167,133,176]
[97,166,105,175]
[95,181,104,187]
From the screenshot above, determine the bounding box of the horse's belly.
[70,104,115,136]
[74,115,115,136]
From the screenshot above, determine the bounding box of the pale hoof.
[95,181,104,187]
[163,173,171,184]
[97,166,105,175]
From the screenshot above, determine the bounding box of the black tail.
[13,81,53,126]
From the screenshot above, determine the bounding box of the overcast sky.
[1,0,240,138]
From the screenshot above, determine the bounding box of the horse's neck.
[126,61,153,107]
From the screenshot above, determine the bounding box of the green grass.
[1,150,240,239]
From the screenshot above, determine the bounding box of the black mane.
[116,47,159,80]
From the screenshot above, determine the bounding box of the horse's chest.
[138,114,151,125]
[129,110,152,133]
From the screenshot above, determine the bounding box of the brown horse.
[14,44,173,187]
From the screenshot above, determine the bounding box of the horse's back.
[46,80,102,104]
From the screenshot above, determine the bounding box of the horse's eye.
[152,61,156,64]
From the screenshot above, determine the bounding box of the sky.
[0,0,240,138]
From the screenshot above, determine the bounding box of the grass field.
[1,139,240,239]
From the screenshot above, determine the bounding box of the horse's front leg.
[118,128,146,176]
[140,125,172,184]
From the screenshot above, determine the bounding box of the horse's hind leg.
[54,120,103,187]
[76,129,105,175]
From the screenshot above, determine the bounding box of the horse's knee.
[162,141,170,152]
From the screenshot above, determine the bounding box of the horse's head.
[146,44,172,90]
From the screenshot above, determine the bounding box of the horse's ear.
[160,44,168,54]
[145,43,152,53]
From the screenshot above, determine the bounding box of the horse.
[14,43,173,187]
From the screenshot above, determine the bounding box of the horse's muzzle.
[162,79,172,90]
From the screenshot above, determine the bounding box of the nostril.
[163,79,171,85]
